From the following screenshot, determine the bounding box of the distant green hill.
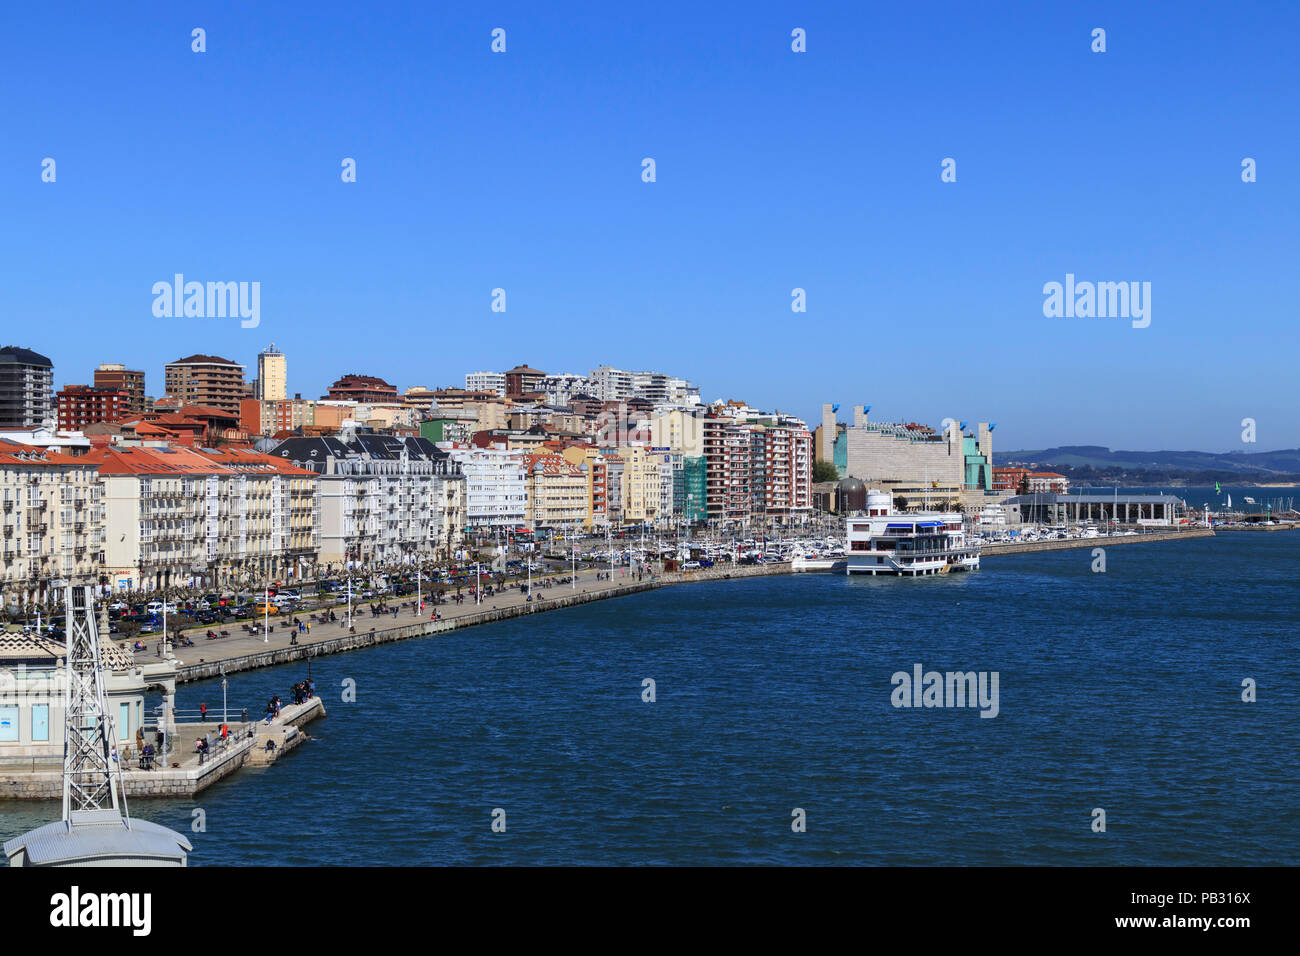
[998,445,1300,480]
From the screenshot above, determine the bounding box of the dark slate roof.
[0,346,53,367]
[270,434,452,471]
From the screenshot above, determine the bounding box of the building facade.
[0,441,104,608]
[56,385,129,431]
[256,344,287,401]
[0,347,55,431]
[444,446,526,533]
[272,434,465,567]
[163,355,247,416]
[93,364,147,416]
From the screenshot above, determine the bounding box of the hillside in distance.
[997,446,1300,483]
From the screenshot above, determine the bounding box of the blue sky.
[2,1,1296,452]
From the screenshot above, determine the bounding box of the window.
[0,705,18,742]
[32,704,49,741]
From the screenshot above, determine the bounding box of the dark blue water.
[3,532,1296,865]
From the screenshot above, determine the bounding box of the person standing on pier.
[199,702,207,722]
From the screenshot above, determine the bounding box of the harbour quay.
[0,697,324,800]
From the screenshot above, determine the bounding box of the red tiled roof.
[81,446,235,476]
[0,439,90,468]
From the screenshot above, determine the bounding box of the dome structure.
[835,477,867,513]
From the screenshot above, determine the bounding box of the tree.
[812,460,840,483]
[894,496,909,512]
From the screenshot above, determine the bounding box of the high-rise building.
[0,346,55,430]
[256,343,287,401]
[163,354,247,415]
[93,364,147,415]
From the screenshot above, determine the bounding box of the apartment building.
[256,344,287,401]
[522,454,589,530]
[0,347,55,431]
[702,417,753,524]
[536,373,596,406]
[0,440,104,607]
[503,364,546,400]
[200,448,321,582]
[443,446,525,533]
[272,434,465,567]
[755,425,813,524]
[649,408,706,456]
[163,354,247,415]
[240,396,317,437]
[86,445,320,590]
[614,445,663,527]
[324,374,398,404]
[93,364,147,416]
[590,366,700,406]
[56,385,129,430]
[464,372,506,397]
[559,446,608,531]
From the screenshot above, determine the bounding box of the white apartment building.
[271,434,465,568]
[0,441,104,608]
[464,371,507,397]
[87,445,320,590]
[537,373,597,406]
[590,366,700,406]
[444,446,526,532]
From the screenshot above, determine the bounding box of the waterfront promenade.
[141,565,662,682]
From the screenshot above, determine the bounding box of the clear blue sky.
[2,1,1296,452]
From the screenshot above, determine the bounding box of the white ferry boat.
[844,490,980,576]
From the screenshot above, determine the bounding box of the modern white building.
[464,371,507,397]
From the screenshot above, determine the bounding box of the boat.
[843,490,980,576]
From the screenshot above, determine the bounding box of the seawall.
[982,527,1214,556]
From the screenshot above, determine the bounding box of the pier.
[0,697,325,800]
[981,527,1215,556]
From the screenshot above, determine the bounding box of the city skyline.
[3,2,1297,451]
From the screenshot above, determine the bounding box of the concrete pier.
[982,527,1215,556]
[0,697,325,800]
